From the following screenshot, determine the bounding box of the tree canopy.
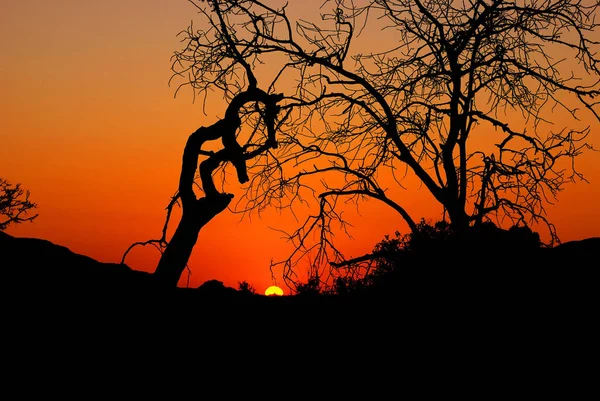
[171,0,600,290]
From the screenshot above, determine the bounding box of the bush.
[328,219,542,296]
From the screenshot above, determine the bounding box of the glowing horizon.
[2,1,599,293]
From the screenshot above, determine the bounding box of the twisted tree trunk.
[152,124,238,287]
[152,88,281,288]
[152,195,233,288]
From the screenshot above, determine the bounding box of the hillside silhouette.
[5,229,596,391]
[4,229,597,311]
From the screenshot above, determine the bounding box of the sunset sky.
[2,0,599,294]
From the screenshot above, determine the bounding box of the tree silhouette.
[169,0,599,290]
[150,87,282,287]
[122,0,283,288]
[0,178,38,231]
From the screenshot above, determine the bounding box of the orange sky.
[2,0,599,294]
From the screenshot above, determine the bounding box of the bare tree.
[0,178,38,231]
[170,0,600,290]
[122,1,283,288]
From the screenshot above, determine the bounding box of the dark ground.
[3,229,597,394]
[3,230,597,328]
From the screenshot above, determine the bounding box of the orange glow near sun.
[265,286,284,296]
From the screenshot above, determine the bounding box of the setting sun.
[265,286,284,296]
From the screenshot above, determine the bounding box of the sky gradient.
[2,0,599,294]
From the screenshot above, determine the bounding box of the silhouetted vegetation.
[122,85,283,287]
[237,280,256,295]
[0,178,38,231]
[172,0,600,290]
[293,219,543,296]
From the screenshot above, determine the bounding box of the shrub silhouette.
[237,280,256,295]
[314,219,543,297]
[295,275,323,297]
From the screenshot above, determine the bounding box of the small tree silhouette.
[0,178,38,231]
[237,280,256,295]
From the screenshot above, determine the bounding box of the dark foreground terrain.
[3,230,598,327]
[3,229,598,392]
